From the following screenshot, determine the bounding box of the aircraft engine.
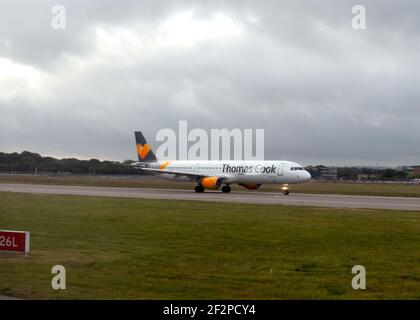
[201,177,223,190]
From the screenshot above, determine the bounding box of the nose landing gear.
[281,184,290,195]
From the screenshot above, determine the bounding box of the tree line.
[306,165,413,181]
[0,151,138,175]
[0,151,416,180]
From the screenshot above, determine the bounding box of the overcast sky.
[1,0,419,166]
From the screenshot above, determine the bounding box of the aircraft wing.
[141,168,205,177]
[141,168,229,179]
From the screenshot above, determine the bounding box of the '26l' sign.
[0,230,30,255]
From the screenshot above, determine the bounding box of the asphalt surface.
[1,183,420,211]
[0,295,21,300]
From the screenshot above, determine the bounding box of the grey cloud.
[0,0,420,166]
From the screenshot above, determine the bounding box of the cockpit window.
[291,167,304,171]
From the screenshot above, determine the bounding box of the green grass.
[292,181,420,197]
[1,174,420,197]
[1,192,420,299]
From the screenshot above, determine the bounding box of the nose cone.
[303,170,311,182]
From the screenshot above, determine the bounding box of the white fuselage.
[135,160,311,185]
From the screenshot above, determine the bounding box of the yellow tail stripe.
[136,143,151,160]
[159,161,170,170]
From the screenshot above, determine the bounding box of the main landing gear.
[194,185,205,193]
[221,185,231,193]
[194,185,232,193]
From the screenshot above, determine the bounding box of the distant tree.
[382,169,408,180]
[0,151,138,175]
[337,167,360,180]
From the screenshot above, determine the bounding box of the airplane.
[131,131,311,195]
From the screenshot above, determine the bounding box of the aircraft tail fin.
[134,131,157,162]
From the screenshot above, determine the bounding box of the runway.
[1,183,420,211]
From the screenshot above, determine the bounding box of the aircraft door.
[277,163,284,176]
